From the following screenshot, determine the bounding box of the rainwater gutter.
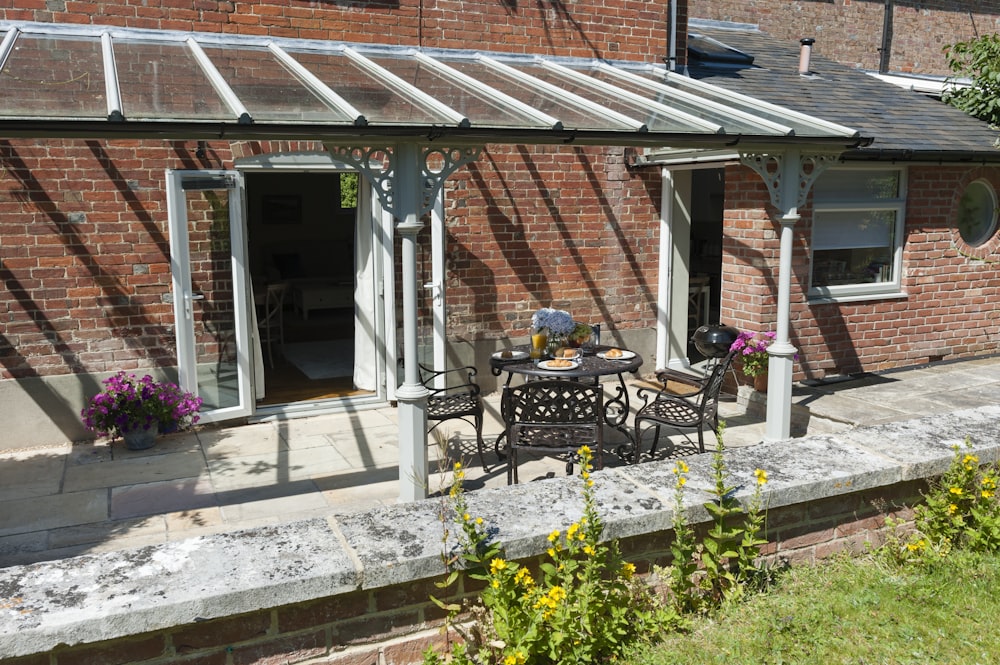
[667,0,678,72]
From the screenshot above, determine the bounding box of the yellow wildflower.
[489,558,508,574]
[514,568,534,587]
[475,516,484,525]
[578,445,591,456]
[492,579,500,589]
[547,547,556,558]
[949,503,958,513]
[754,468,768,485]
[462,513,470,522]
[548,530,560,542]
[567,523,580,538]
[622,562,636,579]
[583,544,595,556]
[677,476,687,487]
[504,652,526,665]
[983,490,994,499]
[949,486,963,496]
[587,479,595,488]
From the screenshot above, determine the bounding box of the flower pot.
[122,423,158,450]
[753,373,768,393]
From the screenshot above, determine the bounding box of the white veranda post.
[325,142,481,501]
[740,148,840,441]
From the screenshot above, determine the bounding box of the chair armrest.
[419,363,481,396]
[655,368,707,391]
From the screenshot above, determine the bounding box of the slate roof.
[687,23,1000,162]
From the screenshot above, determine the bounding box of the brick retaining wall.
[8,397,992,665]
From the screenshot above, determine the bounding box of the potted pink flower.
[81,372,202,449]
[730,330,775,390]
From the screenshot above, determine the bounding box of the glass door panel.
[167,170,253,423]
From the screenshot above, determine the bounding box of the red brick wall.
[0,480,923,665]
[720,162,1000,379]
[0,0,670,62]
[443,145,663,341]
[690,0,1000,76]
[0,138,662,380]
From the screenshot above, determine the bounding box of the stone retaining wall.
[3,405,999,665]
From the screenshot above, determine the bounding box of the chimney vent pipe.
[799,38,816,75]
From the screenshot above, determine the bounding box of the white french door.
[166,169,254,423]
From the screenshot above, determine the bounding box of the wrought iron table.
[489,345,644,461]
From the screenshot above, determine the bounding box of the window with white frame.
[809,167,905,299]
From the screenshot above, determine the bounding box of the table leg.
[604,372,639,462]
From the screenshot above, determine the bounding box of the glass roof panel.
[632,68,832,136]
[505,62,715,133]
[115,40,231,120]
[287,48,453,125]
[583,67,773,135]
[365,53,553,128]
[434,57,632,130]
[201,45,350,123]
[0,33,106,119]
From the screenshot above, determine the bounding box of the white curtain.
[353,184,377,391]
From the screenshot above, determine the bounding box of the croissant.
[605,348,623,358]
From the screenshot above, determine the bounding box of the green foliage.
[658,425,771,613]
[425,447,678,665]
[943,33,1000,127]
[628,550,1000,664]
[912,438,1000,554]
[339,172,358,208]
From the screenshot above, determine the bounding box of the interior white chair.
[257,282,289,368]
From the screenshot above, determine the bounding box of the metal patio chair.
[634,349,736,458]
[420,362,487,471]
[502,379,605,484]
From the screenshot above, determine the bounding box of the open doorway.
[688,168,725,362]
[243,170,378,405]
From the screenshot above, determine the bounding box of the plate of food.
[597,348,636,360]
[538,359,580,371]
[551,347,582,360]
[492,350,529,361]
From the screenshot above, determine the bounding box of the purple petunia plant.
[730,330,776,378]
[81,371,202,440]
[531,307,576,336]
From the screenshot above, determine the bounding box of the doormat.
[282,340,354,380]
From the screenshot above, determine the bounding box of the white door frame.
[235,152,395,410]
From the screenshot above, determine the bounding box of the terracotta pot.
[753,373,768,393]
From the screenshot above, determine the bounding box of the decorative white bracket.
[325,143,482,219]
[739,150,841,209]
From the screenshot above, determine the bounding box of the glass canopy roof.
[0,21,865,150]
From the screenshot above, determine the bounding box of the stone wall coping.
[2,405,999,657]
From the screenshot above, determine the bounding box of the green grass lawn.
[626,550,1000,665]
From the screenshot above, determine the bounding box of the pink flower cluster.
[81,371,202,439]
[729,330,776,378]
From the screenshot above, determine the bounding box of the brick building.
[1,1,999,478]
[691,0,1000,76]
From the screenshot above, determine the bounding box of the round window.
[957,179,999,247]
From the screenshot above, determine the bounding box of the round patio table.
[489,345,643,461]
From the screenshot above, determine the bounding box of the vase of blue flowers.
[81,372,203,449]
[531,307,576,357]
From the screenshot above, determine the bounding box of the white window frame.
[808,165,907,303]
